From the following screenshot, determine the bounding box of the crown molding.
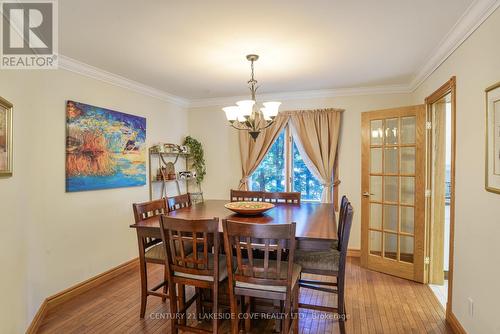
[188,84,412,108]
[56,0,499,108]
[410,0,500,91]
[58,55,189,107]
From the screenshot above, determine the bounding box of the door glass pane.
[383,205,398,232]
[401,147,416,174]
[400,206,414,234]
[370,176,382,201]
[370,203,382,229]
[384,176,398,202]
[400,236,414,263]
[371,148,382,173]
[401,177,415,205]
[401,117,416,144]
[370,231,382,256]
[370,120,383,145]
[385,118,399,145]
[384,147,399,174]
[384,233,397,260]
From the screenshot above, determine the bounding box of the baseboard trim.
[347,249,361,257]
[447,310,467,334]
[25,258,139,334]
[25,300,48,334]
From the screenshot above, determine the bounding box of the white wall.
[412,7,500,334]
[0,69,188,333]
[188,93,412,250]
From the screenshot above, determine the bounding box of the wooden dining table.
[130,199,337,250]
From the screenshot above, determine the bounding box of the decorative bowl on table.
[224,201,275,216]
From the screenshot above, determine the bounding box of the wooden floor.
[38,258,453,334]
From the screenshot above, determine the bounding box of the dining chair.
[294,201,354,326]
[132,199,170,318]
[167,193,192,212]
[222,220,300,334]
[230,189,263,202]
[262,191,301,204]
[159,216,226,334]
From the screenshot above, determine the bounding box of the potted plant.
[183,136,206,185]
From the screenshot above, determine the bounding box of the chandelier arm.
[230,122,251,131]
[259,120,275,131]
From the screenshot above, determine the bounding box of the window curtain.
[238,113,289,190]
[287,109,343,203]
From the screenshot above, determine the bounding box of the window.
[249,131,286,192]
[249,127,325,201]
[292,139,324,201]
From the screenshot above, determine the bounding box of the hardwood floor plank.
[38,258,453,334]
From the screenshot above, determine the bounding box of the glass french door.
[361,105,426,282]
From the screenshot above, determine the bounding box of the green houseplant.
[183,136,206,185]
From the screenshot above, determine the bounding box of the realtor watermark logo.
[0,0,58,69]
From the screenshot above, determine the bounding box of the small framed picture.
[0,96,13,176]
[486,82,500,193]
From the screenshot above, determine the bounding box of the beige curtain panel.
[238,113,289,190]
[288,109,343,203]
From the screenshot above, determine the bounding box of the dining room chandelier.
[223,54,281,140]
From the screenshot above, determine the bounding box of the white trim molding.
[410,0,500,91]
[58,55,189,107]
[188,84,412,108]
[56,0,500,108]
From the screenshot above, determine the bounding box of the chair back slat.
[167,193,191,212]
[230,189,263,202]
[223,220,296,288]
[262,191,301,204]
[160,216,220,279]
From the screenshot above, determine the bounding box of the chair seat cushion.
[174,253,228,282]
[294,248,340,272]
[235,259,302,293]
[145,243,194,262]
[144,243,165,261]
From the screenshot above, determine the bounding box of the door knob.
[362,192,372,197]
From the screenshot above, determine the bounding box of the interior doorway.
[425,77,456,313]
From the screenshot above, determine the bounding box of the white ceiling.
[59,0,476,100]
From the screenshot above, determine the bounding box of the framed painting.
[0,96,13,177]
[66,101,147,192]
[486,82,500,194]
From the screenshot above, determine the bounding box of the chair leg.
[178,284,186,326]
[212,282,219,334]
[139,258,148,319]
[162,266,168,302]
[275,300,282,333]
[168,281,179,334]
[228,292,239,334]
[283,296,291,334]
[244,296,251,333]
[293,286,299,334]
[338,278,345,322]
[195,287,202,321]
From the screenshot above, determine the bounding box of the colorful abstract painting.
[65,101,146,192]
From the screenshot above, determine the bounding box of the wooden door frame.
[424,76,456,318]
[361,105,426,282]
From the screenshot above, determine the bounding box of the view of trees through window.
[249,129,324,201]
[249,132,286,192]
[292,140,324,201]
